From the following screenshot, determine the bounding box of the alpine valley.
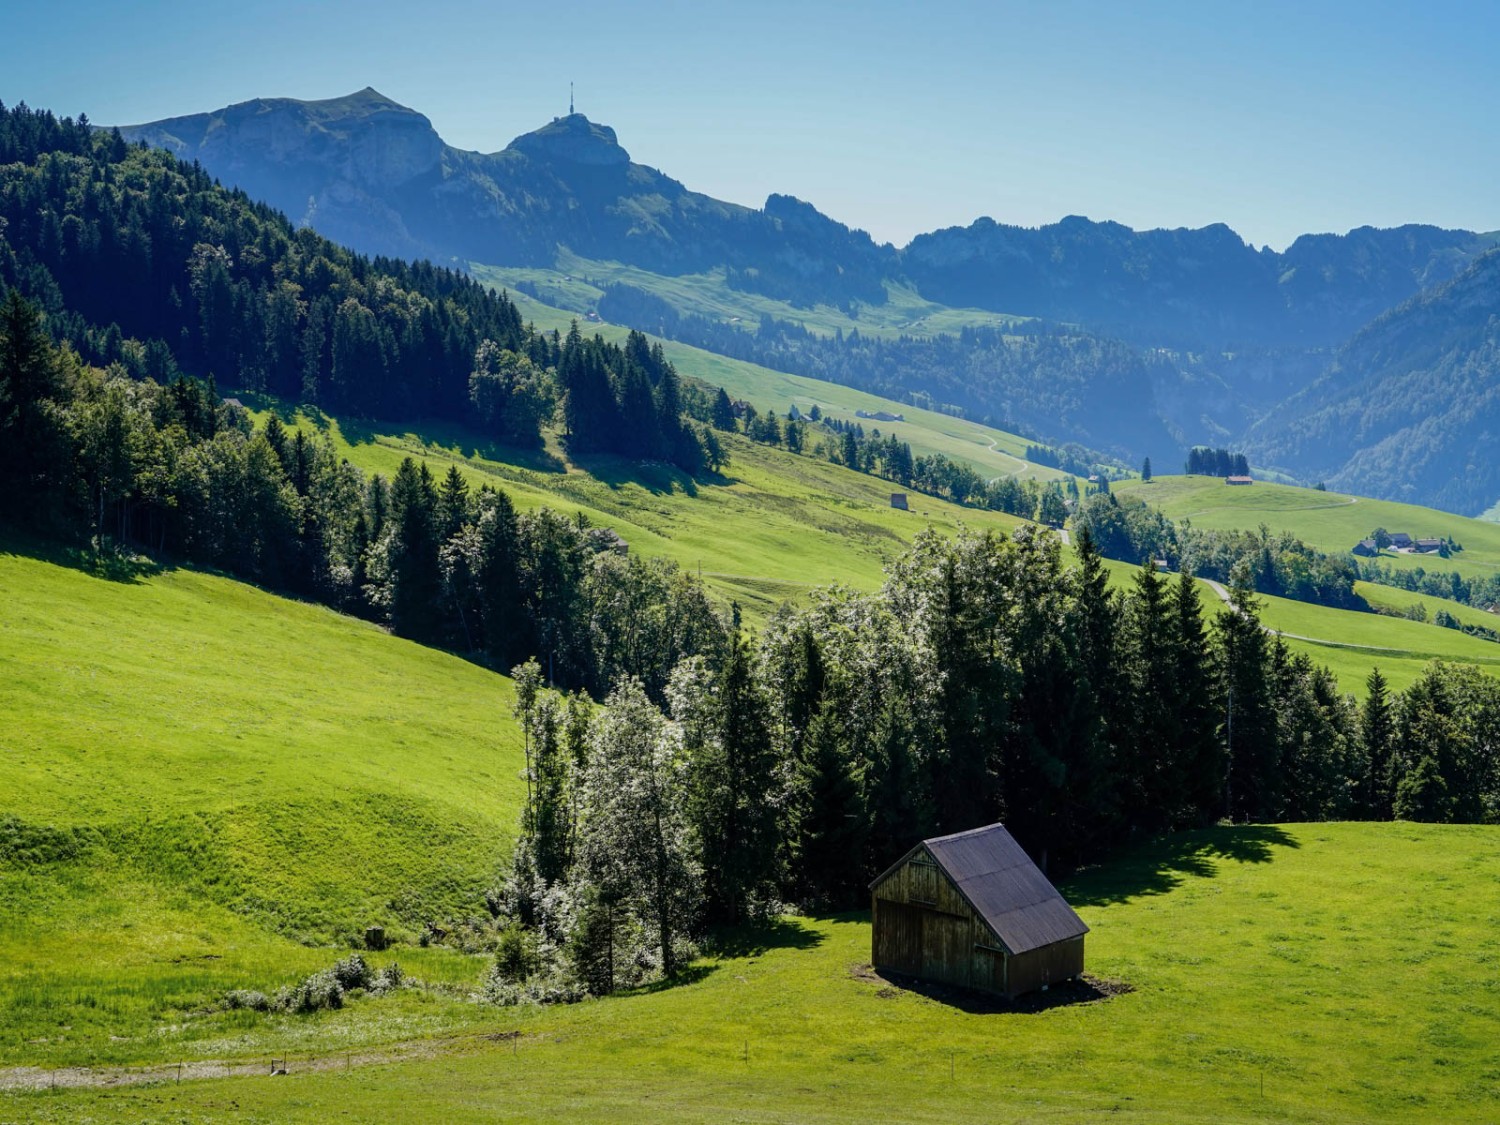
[120,87,1500,514]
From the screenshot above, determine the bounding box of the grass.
[474,249,1030,342]
[11,822,1500,1122]
[0,539,521,1066]
[493,284,1072,483]
[242,399,1031,624]
[1116,475,1500,582]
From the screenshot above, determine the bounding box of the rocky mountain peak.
[506,113,630,167]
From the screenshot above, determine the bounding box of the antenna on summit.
[569,81,574,116]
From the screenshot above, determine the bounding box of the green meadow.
[1116,474,1500,582]
[474,250,1029,342]
[0,541,518,1067]
[243,401,1029,623]
[491,284,1071,482]
[10,822,1499,1123]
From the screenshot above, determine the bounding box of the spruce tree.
[684,634,780,922]
[386,458,442,642]
[792,708,867,908]
[1171,568,1222,825]
[711,387,737,431]
[1214,568,1278,821]
[1360,668,1395,819]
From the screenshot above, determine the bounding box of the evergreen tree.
[436,463,471,542]
[791,708,867,908]
[1171,568,1222,824]
[711,387,737,431]
[1359,668,1395,818]
[385,457,442,642]
[477,489,524,666]
[678,635,781,923]
[1215,569,1279,821]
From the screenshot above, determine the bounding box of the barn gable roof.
[872,823,1089,955]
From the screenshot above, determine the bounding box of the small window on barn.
[911,856,939,904]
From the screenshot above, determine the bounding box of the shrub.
[332,953,372,991]
[275,969,344,1013]
[223,989,270,1012]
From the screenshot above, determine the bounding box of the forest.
[0,101,715,474]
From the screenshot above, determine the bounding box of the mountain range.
[119,88,1500,514]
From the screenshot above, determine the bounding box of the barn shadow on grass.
[855,964,1132,1015]
[1064,824,1300,908]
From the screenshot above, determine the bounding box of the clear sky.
[5,0,1497,250]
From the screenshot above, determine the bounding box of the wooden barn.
[869,823,1087,999]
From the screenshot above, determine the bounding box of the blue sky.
[5,0,1497,249]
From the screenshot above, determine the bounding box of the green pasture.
[12,823,1499,1123]
[1117,475,1500,581]
[487,283,1070,483]
[242,400,1030,623]
[0,542,517,1065]
[475,249,1029,342]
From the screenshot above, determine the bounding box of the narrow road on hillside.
[1200,578,1407,654]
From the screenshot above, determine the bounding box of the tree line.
[1073,491,1363,609]
[480,524,1499,1003]
[0,291,725,700]
[595,281,1175,460]
[1184,446,1251,477]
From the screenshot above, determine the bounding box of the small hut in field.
[869,823,1087,999]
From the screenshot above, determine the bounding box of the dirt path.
[1200,578,1406,653]
[0,1031,522,1092]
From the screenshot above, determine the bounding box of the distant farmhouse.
[1226,475,1254,485]
[1351,532,1446,556]
[890,493,909,511]
[856,409,905,423]
[870,823,1087,1000]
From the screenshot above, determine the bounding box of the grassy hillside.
[0,541,522,1066]
[1116,475,1500,582]
[1243,585,1500,694]
[249,397,1500,692]
[495,286,1072,483]
[14,823,1499,1123]
[244,400,1031,623]
[476,251,1029,342]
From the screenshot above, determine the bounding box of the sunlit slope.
[22,823,1500,1123]
[476,251,1028,342]
[493,285,1071,483]
[1116,474,1500,581]
[0,542,523,1064]
[247,403,1032,621]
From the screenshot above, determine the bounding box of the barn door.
[922,912,973,986]
[874,900,923,974]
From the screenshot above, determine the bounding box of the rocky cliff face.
[122,89,446,258]
[119,91,888,298]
